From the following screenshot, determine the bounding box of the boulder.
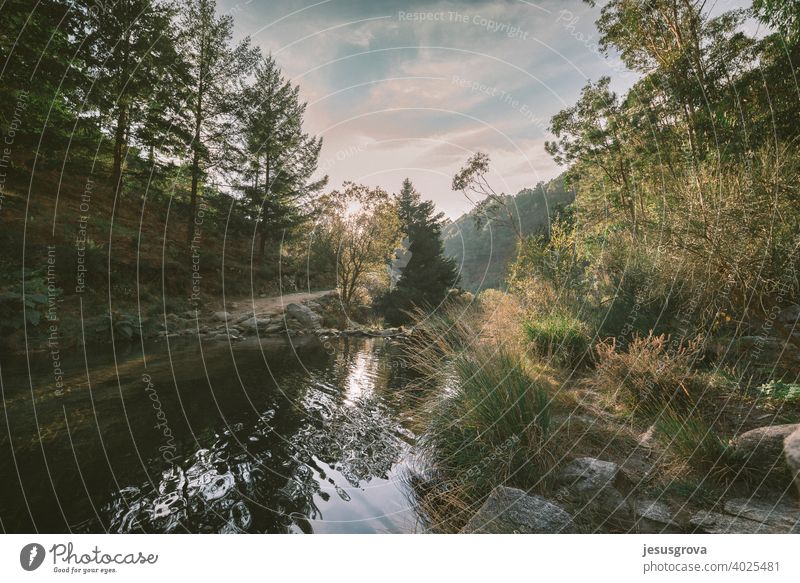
[460,486,576,534]
[633,499,683,534]
[555,457,634,528]
[285,303,322,331]
[239,316,272,331]
[723,498,799,531]
[777,304,800,324]
[730,424,799,470]
[690,511,774,534]
[211,311,231,322]
[785,426,800,496]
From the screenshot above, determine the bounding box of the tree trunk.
[111,103,128,195]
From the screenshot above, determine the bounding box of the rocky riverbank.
[460,424,800,534]
[150,290,408,344]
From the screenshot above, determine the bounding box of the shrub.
[524,311,591,368]
[592,333,707,418]
[757,380,800,403]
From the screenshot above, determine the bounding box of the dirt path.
[231,289,335,319]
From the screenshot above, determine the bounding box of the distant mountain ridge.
[443,176,575,292]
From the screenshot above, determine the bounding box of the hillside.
[443,177,575,292]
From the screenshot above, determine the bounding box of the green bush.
[758,380,800,403]
[523,311,590,368]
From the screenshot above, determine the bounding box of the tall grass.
[524,311,591,368]
[404,303,558,531]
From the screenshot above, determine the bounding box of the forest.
[1,0,799,535]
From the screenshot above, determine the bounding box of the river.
[0,335,422,533]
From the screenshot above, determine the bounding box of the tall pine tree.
[238,54,326,261]
[380,179,459,325]
[179,0,258,244]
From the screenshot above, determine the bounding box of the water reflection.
[97,338,418,533]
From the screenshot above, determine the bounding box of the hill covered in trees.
[442,178,574,292]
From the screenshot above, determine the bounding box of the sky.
[218,0,754,219]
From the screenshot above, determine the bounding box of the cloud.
[217,0,654,217]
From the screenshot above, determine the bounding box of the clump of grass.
[592,333,708,418]
[655,408,739,485]
[523,311,591,368]
[404,306,558,531]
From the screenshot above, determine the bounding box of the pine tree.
[179,0,259,244]
[380,179,459,325]
[82,0,183,192]
[238,54,326,261]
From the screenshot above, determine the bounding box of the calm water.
[0,335,421,533]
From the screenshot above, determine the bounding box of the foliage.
[313,183,401,311]
[0,270,58,330]
[592,334,707,418]
[523,312,590,368]
[758,380,800,403]
[237,54,326,259]
[442,178,575,292]
[405,305,556,530]
[655,408,740,485]
[378,179,459,325]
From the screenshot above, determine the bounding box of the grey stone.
[556,457,633,527]
[723,498,799,531]
[777,304,800,324]
[690,510,782,534]
[240,316,272,331]
[784,426,800,496]
[285,303,322,330]
[634,499,683,533]
[211,311,231,322]
[461,486,576,534]
[731,424,800,470]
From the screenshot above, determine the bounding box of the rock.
[555,457,633,528]
[460,486,576,534]
[228,302,239,310]
[379,327,402,337]
[633,499,683,533]
[723,498,799,531]
[285,303,322,331]
[240,316,272,331]
[690,511,775,534]
[211,311,231,322]
[731,424,799,470]
[262,324,284,334]
[785,426,800,496]
[777,304,800,324]
[234,313,254,324]
[305,301,322,311]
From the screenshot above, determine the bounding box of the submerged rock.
[777,304,800,324]
[461,486,576,534]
